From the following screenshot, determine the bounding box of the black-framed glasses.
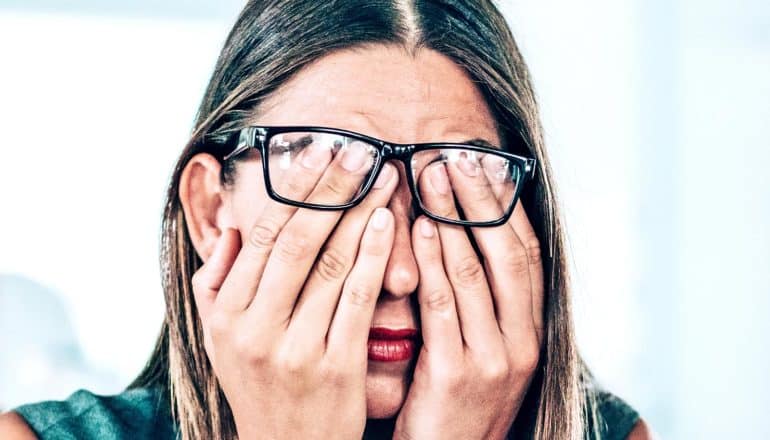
[222,126,536,227]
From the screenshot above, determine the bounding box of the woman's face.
[196,44,499,418]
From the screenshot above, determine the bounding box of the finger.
[489,181,544,346]
[306,140,375,204]
[484,153,520,221]
[444,150,505,223]
[288,163,398,341]
[417,162,502,350]
[509,201,545,346]
[444,156,537,345]
[247,142,378,328]
[487,169,519,224]
[411,216,463,359]
[326,207,395,364]
[215,142,333,313]
[190,228,241,323]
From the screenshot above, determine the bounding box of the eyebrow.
[464,138,501,150]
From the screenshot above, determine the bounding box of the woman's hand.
[190,144,398,439]
[394,157,545,440]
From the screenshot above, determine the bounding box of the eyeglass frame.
[221,125,537,227]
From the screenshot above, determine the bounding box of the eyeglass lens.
[265,131,522,223]
[411,149,520,223]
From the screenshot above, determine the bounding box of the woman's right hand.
[190,144,398,439]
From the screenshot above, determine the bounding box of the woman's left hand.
[393,159,545,440]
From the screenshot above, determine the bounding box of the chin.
[365,364,411,418]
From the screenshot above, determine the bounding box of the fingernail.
[372,207,390,231]
[373,163,394,189]
[429,164,450,195]
[341,143,370,172]
[420,218,435,238]
[458,151,479,177]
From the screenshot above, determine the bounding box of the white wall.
[1,1,768,438]
[675,0,770,437]
[0,12,235,403]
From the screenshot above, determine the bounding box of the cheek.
[230,160,271,231]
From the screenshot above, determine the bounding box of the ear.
[179,153,233,262]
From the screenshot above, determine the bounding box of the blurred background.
[0,0,767,438]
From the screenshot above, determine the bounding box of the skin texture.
[0,44,654,440]
[181,44,542,439]
[0,413,36,439]
[628,419,659,440]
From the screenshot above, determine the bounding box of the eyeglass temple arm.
[222,127,268,161]
[524,158,537,181]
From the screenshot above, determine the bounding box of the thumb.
[191,228,241,322]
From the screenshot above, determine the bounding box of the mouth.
[367,327,421,362]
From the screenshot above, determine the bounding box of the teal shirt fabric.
[14,386,639,439]
[591,388,641,440]
[13,387,177,440]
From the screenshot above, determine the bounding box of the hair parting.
[130,1,604,438]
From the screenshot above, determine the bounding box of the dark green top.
[14,386,639,439]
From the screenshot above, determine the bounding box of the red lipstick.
[367,327,420,362]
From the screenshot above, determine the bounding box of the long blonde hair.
[130,0,602,438]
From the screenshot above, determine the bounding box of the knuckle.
[479,358,510,382]
[452,256,486,286]
[343,281,377,307]
[275,346,313,376]
[423,287,453,311]
[513,343,541,374]
[274,232,312,263]
[248,221,280,250]
[320,175,349,198]
[431,204,455,220]
[219,321,271,364]
[432,364,463,390]
[283,177,307,196]
[320,362,354,387]
[207,311,231,339]
[315,247,350,282]
[471,179,496,200]
[504,248,530,277]
[524,238,542,266]
[233,332,269,364]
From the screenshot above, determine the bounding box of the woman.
[1,0,653,438]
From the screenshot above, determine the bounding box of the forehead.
[253,44,500,146]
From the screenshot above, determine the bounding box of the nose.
[381,162,419,299]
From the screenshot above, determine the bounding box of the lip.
[367,327,420,362]
[368,327,419,340]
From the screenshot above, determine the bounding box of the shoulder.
[626,418,657,440]
[0,412,36,439]
[5,387,176,440]
[589,387,655,440]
